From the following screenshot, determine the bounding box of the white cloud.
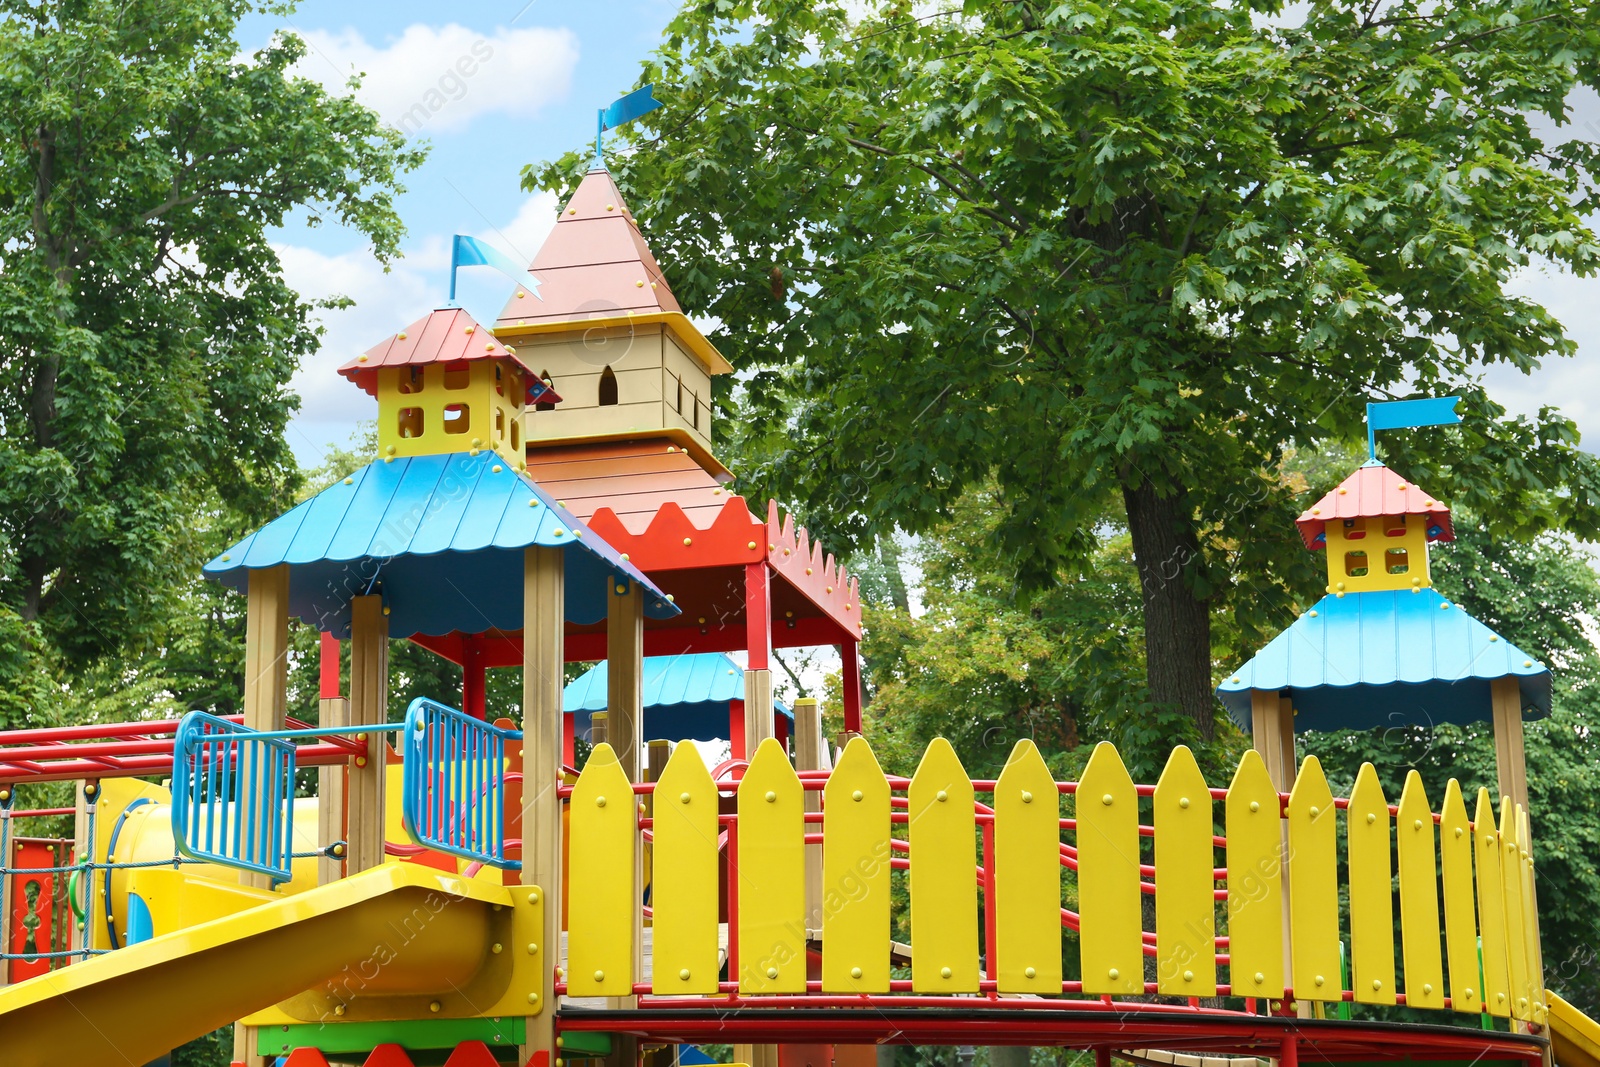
[291,23,578,138]
[1493,262,1600,448]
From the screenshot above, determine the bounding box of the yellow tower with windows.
[1295,463,1455,595]
[338,306,559,470]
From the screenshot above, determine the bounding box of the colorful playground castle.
[1,143,1598,1067]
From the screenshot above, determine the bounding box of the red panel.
[745,562,771,671]
[443,1040,502,1066]
[363,1045,417,1067]
[841,640,863,734]
[319,631,341,701]
[780,1045,833,1067]
[765,501,862,639]
[284,1049,334,1067]
[8,839,67,982]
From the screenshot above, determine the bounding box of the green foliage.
[0,0,423,723]
[526,0,1600,729]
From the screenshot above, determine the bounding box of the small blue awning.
[204,451,678,639]
[1217,588,1550,733]
[564,653,793,745]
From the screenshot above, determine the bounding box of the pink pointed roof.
[495,170,733,374]
[338,306,559,405]
[1295,464,1454,550]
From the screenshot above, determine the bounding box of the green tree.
[0,0,423,723]
[526,0,1600,738]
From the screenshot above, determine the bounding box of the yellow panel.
[1077,741,1142,996]
[1324,513,1432,594]
[566,742,637,997]
[908,737,979,992]
[1225,749,1283,999]
[1348,763,1396,1005]
[1500,800,1531,1021]
[651,741,721,994]
[821,737,892,992]
[1439,780,1480,1014]
[1287,756,1340,1002]
[1396,770,1444,1010]
[736,737,806,993]
[1152,745,1216,996]
[1518,806,1546,1024]
[994,738,1063,994]
[1474,788,1511,1018]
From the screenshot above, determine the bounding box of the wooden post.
[744,562,775,753]
[316,633,348,886]
[346,595,388,875]
[1491,676,1530,817]
[521,546,565,1066]
[1250,688,1298,1017]
[606,578,645,780]
[793,697,823,934]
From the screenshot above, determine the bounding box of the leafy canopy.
[0,0,422,715]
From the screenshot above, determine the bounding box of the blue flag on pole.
[1366,396,1461,460]
[594,84,664,166]
[450,235,541,304]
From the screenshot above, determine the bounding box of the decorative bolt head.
[680,968,691,980]
[1315,974,1325,986]
[1021,790,1033,804]
[334,1004,346,1016]
[1414,819,1423,831]
[680,792,691,803]
[936,790,948,803]
[748,541,758,550]
[636,280,644,287]
[528,942,539,954]
[1366,812,1376,824]
[1423,983,1434,995]
[683,537,692,546]
[1372,979,1382,990]
[806,567,813,575]
[1025,966,1038,979]
[1183,970,1194,982]
[594,970,605,982]
[1179,797,1190,809]
[430,1000,442,1012]
[492,464,503,473]
[1524,660,1534,668]
[1455,827,1463,838]
[767,966,779,979]
[1464,987,1475,998]
[941,966,953,979]
[1309,806,1320,818]
[1106,968,1117,980]
[528,992,540,1004]
[529,889,541,904]
[617,584,627,594]
[852,790,864,802]
[492,942,503,954]
[851,966,863,979]
[1336,581,1345,590]
[765,791,777,803]
[355,756,368,768]
[385,445,396,455]
[1249,801,1260,813]
[1254,972,1265,984]
[1308,610,1318,618]
[596,796,607,807]
[1102,793,1114,806]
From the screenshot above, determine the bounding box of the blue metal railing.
[401,698,522,870]
[172,712,298,882]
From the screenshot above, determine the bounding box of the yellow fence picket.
[908,738,979,992]
[1153,746,1216,996]
[566,743,637,997]
[1395,771,1444,1010]
[1348,763,1396,1005]
[1475,788,1511,1018]
[1439,780,1480,1014]
[737,737,806,993]
[1078,741,1142,996]
[1287,756,1340,1002]
[651,741,720,995]
[994,739,1062,994]
[1518,806,1546,1025]
[821,737,892,992]
[1500,801,1531,1022]
[1225,749,1283,999]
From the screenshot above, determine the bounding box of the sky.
[246,2,1600,472]
[237,0,681,464]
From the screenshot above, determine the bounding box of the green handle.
[67,869,86,921]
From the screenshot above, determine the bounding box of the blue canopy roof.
[204,451,678,639]
[564,653,793,745]
[1217,588,1550,733]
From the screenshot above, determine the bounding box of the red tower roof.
[338,306,557,404]
[1295,464,1454,550]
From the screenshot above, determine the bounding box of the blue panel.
[565,653,792,724]
[1217,588,1550,731]
[171,712,297,883]
[450,454,518,551]
[401,697,521,869]
[324,456,411,560]
[405,453,483,555]
[239,498,312,569]
[282,467,364,564]
[126,893,154,945]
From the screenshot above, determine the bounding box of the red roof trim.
[1295,464,1454,550]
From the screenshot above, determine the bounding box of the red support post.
[841,639,863,734]
[745,562,771,671]
[462,635,487,720]
[1280,1035,1298,1067]
[982,819,997,983]
[729,699,747,761]
[319,631,341,701]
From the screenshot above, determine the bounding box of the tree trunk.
[1122,475,1215,738]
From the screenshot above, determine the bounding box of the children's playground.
[3,134,1600,1067]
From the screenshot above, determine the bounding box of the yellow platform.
[0,864,536,1067]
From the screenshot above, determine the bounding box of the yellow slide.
[0,864,539,1067]
[1552,993,1600,1067]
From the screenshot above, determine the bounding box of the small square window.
[1386,547,1409,574]
[511,421,521,450]
[444,364,471,390]
[1344,550,1369,577]
[398,407,423,438]
[398,367,423,395]
[1385,515,1407,538]
[495,409,506,439]
[442,404,470,434]
[1342,517,1366,541]
[494,363,506,398]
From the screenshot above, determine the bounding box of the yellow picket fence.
[564,735,1546,1022]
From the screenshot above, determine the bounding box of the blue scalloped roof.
[564,653,792,745]
[1217,588,1550,732]
[203,451,679,638]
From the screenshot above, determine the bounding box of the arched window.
[599,365,619,406]
[535,372,556,412]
